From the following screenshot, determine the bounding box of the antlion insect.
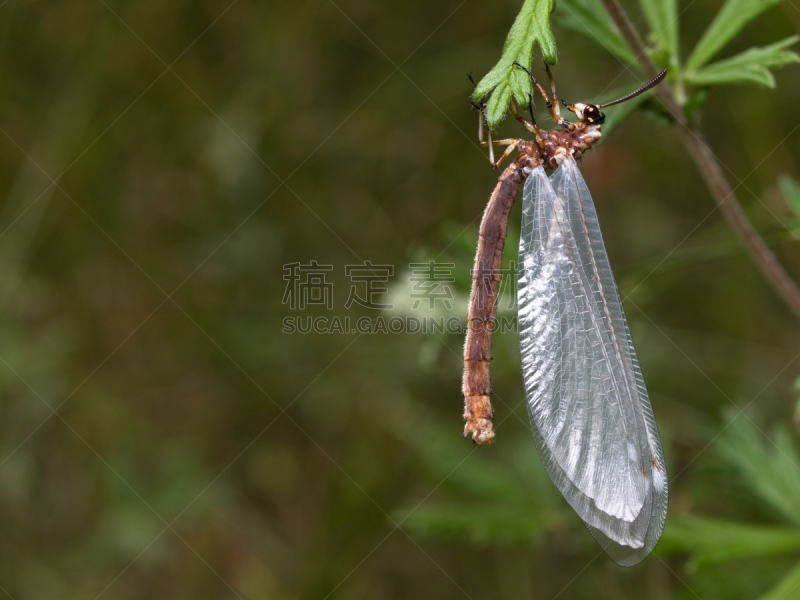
[462,63,669,566]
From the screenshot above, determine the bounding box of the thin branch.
[600,0,800,319]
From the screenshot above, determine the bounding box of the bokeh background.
[3,0,800,598]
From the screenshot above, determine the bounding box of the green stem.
[600,0,800,320]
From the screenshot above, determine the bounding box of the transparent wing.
[517,160,668,566]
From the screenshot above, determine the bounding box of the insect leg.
[513,62,550,106]
[478,133,518,168]
[468,80,495,161]
[544,63,575,131]
[469,71,489,145]
[509,99,535,131]
[469,72,521,167]
[510,99,544,147]
[474,102,486,144]
[474,106,495,163]
[513,62,565,128]
[544,63,561,119]
[490,139,518,169]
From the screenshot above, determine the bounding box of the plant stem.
[600,0,800,319]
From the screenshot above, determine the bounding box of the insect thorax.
[518,122,602,171]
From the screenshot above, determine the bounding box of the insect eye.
[584,105,605,124]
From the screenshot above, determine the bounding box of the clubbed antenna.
[597,68,668,108]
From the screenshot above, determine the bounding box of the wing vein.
[518,158,668,567]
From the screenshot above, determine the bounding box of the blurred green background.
[3,0,800,598]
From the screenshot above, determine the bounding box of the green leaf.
[686,0,782,71]
[686,36,800,88]
[687,65,775,88]
[473,0,557,128]
[758,561,800,600]
[780,175,800,220]
[555,0,636,65]
[717,415,800,527]
[639,0,679,63]
[484,83,515,130]
[659,517,800,571]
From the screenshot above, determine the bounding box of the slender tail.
[463,162,526,443]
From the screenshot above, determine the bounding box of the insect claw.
[468,71,477,88]
[513,61,537,85]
